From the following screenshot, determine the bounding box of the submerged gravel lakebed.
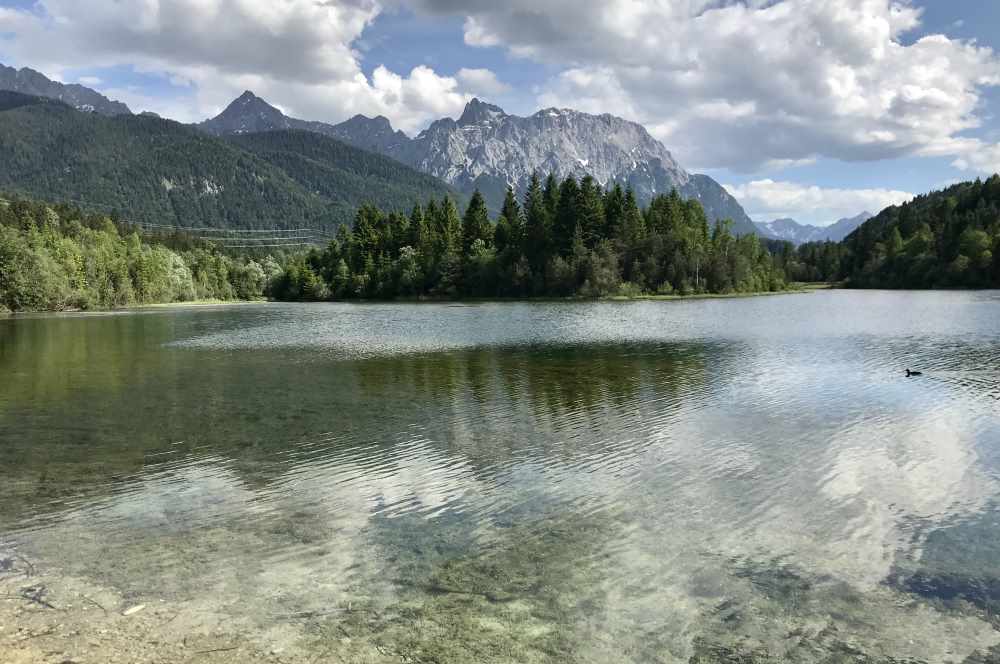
[3,293,1000,663]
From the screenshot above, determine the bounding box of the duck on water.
[906,369,923,377]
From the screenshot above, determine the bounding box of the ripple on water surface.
[2,291,1000,662]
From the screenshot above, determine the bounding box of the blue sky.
[1,0,999,224]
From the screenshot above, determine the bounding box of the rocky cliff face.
[394,99,688,199]
[390,99,754,233]
[0,63,131,116]
[326,114,410,154]
[202,94,758,234]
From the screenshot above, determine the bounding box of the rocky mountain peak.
[378,100,758,226]
[458,98,507,126]
[200,91,292,135]
[329,114,408,153]
[338,114,393,133]
[0,62,131,116]
[534,107,577,120]
[225,90,281,117]
[197,90,758,235]
[199,91,413,155]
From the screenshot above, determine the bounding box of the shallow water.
[2,291,1000,662]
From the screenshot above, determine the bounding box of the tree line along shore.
[2,174,998,313]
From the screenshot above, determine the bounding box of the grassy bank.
[316,286,811,305]
[609,287,812,302]
[131,299,266,310]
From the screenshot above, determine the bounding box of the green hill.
[841,176,1000,288]
[0,92,454,231]
[226,130,457,220]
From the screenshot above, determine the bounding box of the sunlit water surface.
[2,292,1000,662]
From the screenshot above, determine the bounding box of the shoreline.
[0,299,264,317]
[317,287,816,306]
[130,299,265,310]
[1,289,817,315]
[5,286,995,318]
[346,288,815,305]
[608,288,813,302]
[32,284,987,315]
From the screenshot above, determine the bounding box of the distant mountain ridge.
[0,63,131,116]
[0,91,453,231]
[200,92,758,235]
[199,91,409,153]
[754,212,872,245]
[0,61,758,237]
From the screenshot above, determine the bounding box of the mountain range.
[0,62,872,239]
[0,64,131,116]
[199,92,758,235]
[0,91,453,230]
[754,212,872,245]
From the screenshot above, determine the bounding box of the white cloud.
[3,0,1000,177]
[456,67,510,97]
[947,138,1000,175]
[462,17,501,48]
[98,85,206,122]
[0,0,476,132]
[409,0,1000,173]
[537,66,640,119]
[723,179,914,223]
[77,75,102,86]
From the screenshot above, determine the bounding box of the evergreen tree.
[438,197,462,256]
[4,171,827,310]
[500,186,523,231]
[543,174,560,222]
[352,204,382,268]
[619,189,645,244]
[497,186,524,254]
[577,175,605,248]
[553,177,580,256]
[408,203,426,249]
[461,190,493,256]
[524,174,550,278]
[603,183,626,240]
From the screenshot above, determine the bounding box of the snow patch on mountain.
[199,93,759,234]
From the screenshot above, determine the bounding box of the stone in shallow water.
[891,570,1000,616]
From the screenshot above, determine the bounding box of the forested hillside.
[784,177,1000,288]
[0,195,288,312]
[839,177,1000,288]
[0,92,453,232]
[274,176,787,301]
[0,63,131,116]
[226,130,457,222]
[8,88,994,310]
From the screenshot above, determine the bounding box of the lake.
[2,291,1000,663]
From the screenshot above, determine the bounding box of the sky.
[0,0,999,225]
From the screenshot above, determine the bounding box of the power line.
[218,242,322,248]
[133,221,333,235]
[15,194,335,247]
[187,236,320,242]
[128,222,335,248]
